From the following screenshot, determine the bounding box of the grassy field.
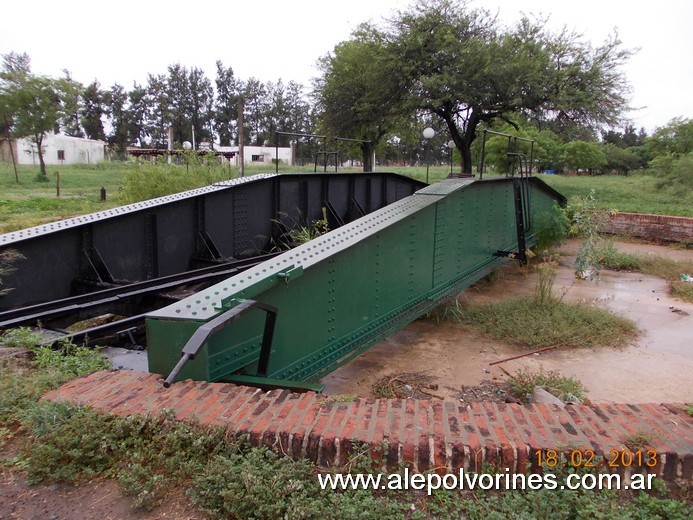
[538,173,693,217]
[0,163,125,233]
[1,161,690,233]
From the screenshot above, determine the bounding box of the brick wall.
[43,370,693,483]
[602,213,693,243]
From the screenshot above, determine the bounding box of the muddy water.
[320,240,693,403]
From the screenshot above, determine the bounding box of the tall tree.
[4,75,63,175]
[166,64,191,145]
[214,60,238,146]
[104,83,129,152]
[188,66,214,146]
[315,24,409,171]
[58,70,84,137]
[240,78,267,145]
[145,74,170,148]
[127,82,149,147]
[81,80,106,141]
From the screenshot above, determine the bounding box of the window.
[251,154,264,162]
[57,150,65,161]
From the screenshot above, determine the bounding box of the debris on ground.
[452,380,514,405]
[669,306,690,316]
[373,372,444,399]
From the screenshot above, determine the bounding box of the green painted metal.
[146,175,564,386]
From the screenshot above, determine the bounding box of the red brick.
[40,371,693,484]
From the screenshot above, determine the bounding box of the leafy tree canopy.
[316,0,635,174]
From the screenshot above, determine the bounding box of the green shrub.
[534,203,570,251]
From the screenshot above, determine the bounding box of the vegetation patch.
[447,297,637,350]
[507,367,587,404]
[0,329,690,517]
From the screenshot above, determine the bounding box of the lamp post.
[182,141,192,173]
[423,127,435,183]
[448,140,455,175]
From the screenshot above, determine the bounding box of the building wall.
[216,145,292,166]
[3,133,106,165]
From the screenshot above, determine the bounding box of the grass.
[442,258,639,349]
[539,173,693,217]
[0,162,125,233]
[447,297,638,350]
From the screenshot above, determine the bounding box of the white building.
[215,145,293,166]
[0,132,106,166]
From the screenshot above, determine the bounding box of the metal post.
[423,127,435,183]
[426,141,430,183]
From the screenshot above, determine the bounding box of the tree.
[601,142,641,175]
[188,66,214,146]
[1,53,64,176]
[4,75,63,176]
[214,61,239,146]
[315,24,410,171]
[58,70,84,137]
[645,117,692,158]
[145,74,170,148]
[166,64,191,145]
[127,83,149,147]
[481,121,563,174]
[562,140,606,173]
[240,78,268,146]
[81,80,106,141]
[104,83,129,153]
[317,0,634,174]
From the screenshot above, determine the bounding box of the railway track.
[0,253,279,348]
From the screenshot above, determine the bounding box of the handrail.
[163,299,278,387]
[478,130,535,179]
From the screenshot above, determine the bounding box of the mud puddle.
[320,240,693,403]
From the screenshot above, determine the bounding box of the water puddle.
[321,240,693,403]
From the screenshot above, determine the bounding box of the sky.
[1,0,691,134]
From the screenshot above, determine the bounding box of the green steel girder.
[146,175,565,386]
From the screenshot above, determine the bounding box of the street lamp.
[448,140,455,175]
[423,127,435,183]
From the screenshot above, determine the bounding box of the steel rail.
[0,253,281,330]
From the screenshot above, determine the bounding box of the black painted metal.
[0,254,279,330]
[0,173,425,312]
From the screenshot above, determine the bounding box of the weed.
[566,190,614,279]
[320,394,357,407]
[0,327,42,349]
[507,367,587,403]
[533,202,570,252]
[623,431,653,451]
[272,208,330,249]
[30,339,110,378]
[0,249,25,295]
[533,258,559,306]
[597,242,641,271]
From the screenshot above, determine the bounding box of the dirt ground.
[2,238,691,519]
[321,239,693,404]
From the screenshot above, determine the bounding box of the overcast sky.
[2,0,691,133]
